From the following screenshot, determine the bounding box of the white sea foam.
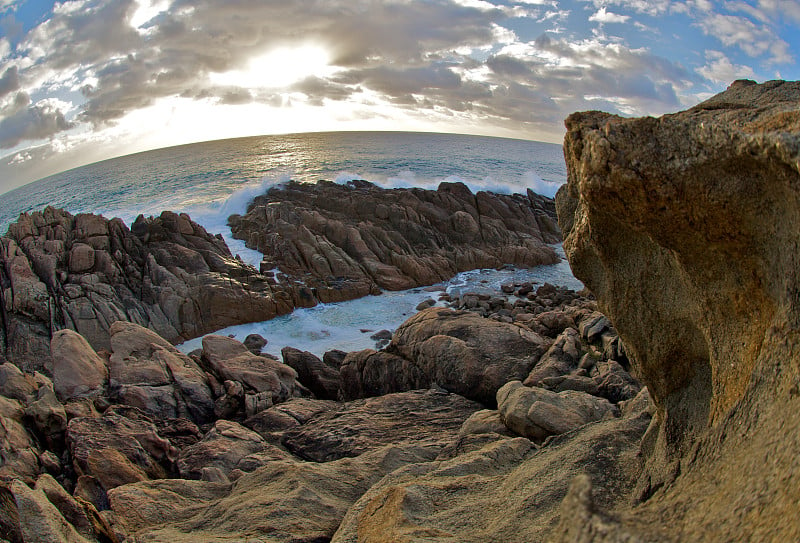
[522,170,563,199]
[177,245,583,359]
[175,173,291,267]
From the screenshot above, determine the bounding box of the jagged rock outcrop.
[555,79,800,540]
[0,208,295,374]
[229,180,561,299]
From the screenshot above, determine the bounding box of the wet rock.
[1,209,296,373]
[281,346,340,400]
[243,333,267,354]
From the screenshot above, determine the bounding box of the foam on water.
[177,245,583,359]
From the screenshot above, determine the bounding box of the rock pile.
[0,209,296,375]
[229,180,561,299]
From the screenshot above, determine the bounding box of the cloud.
[588,7,630,23]
[697,12,792,64]
[0,101,73,148]
[0,66,19,98]
[697,50,755,84]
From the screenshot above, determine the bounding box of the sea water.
[0,131,580,357]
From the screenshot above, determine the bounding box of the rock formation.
[555,79,800,540]
[0,209,296,374]
[229,180,561,299]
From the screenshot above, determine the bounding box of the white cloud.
[697,50,755,83]
[698,12,792,64]
[589,7,631,23]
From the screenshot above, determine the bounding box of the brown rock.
[0,479,93,543]
[282,389,482,462]
[66,407,176,491]
[112,445,438,543]
[555,79,800,540]
[68,243,95,273]
[0,396,41,484]
[384,307,551,405]
[50,329,108,401]
[176,420,291,479]
[201,334,299,403]
[497,381,617,442]
[230,180,561,297]
[1,208,297,372]
[281,346,340,400]
[107,321,214,423]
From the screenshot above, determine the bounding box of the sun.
[210,45,337,89]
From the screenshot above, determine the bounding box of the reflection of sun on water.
[210,46,337,88]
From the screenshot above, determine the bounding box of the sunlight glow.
[210,46,338,89]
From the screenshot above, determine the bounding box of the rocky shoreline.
[1,79,799,541]
[0,270,645,542]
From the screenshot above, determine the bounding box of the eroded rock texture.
[0,209,294,373]
[556,79,800,540]
[229,180,561,299]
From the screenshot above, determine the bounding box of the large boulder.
[50,329,108,401]
[353,307,550,406]
[66,406,177,492]
[107,321,215,423]
[201,334,300,404]
[176,420,292,479]
[497,381,617,442]
[555,79,800,540]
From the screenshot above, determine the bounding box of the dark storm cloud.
[0,66,19,98]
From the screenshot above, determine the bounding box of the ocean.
[0,131,580,357]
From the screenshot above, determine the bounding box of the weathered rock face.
[0,208,295,373]
[229,180,561,297]
[341,307,551,406]
[556,79,800,540]
[109,445,439,543]
[282,390,482,462]
[331,392,651,543]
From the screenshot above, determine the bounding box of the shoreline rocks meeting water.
[0,79,799,541]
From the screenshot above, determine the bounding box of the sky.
[0,0,797,193]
